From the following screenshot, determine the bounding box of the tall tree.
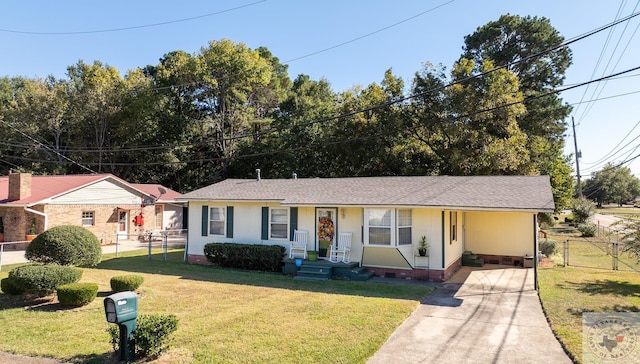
[584,163,640,207]
[461,14,574,209]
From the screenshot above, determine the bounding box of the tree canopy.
[0,15,575,210]
[583,163,640,207]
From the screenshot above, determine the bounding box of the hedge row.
[110,275,144,292]
[57,282,99,306]
[4,264,82,296]
[204,243,285,272]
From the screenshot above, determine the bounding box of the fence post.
[563,240,568,267]
[163,232,168,261]
[147,231,153,260]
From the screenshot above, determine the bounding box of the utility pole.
[572,116,582,197]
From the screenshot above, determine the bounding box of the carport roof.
[179,175,555,212]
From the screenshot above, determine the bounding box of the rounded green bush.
[8,263,82,296]
[110,275,144,292]
[1,277,24,295]
[57,282,99,306]
[26,225,102,267]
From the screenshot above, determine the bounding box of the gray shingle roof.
[179,176,555,212]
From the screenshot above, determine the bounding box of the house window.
[209,207,225,236]
[397,209,412,245]
[365,208,413,246]
[368,209,392,245]
[82,211,95,226]
[450,211,457,244]
[270,208,289,239]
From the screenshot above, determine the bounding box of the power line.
[5,64,640,168]
[0,1,266,35]
[283,0,455,63]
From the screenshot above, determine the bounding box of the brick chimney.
[8,172,32,201]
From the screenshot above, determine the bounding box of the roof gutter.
[25,207,48,231]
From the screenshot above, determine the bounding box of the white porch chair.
[289,229,308,259]
[330,232,352,263]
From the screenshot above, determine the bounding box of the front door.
[316,208,337,258]
[118,210,129,240]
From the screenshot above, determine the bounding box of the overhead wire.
[4,64,639,168]
[0,1,266,35]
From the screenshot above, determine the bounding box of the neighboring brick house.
[0,173,183,245]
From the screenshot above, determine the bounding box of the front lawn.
[0,250,432,363]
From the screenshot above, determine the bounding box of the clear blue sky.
[2,0,639,179]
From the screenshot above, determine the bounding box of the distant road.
[591,213,623,229]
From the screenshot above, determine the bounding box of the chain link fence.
[562,224,640,272]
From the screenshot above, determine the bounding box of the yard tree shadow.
[573,279,640,297]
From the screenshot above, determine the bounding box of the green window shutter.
[289,207,298,241]
[201,205,209,237]
[261,207,269,240]
[226,206,234,238]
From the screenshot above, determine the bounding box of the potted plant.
[26,217,37,242]
[418,236,429,257]
[307,251,319,262]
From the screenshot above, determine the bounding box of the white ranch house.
[179,175,554,282]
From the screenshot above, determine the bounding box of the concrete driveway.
[368,265,572,364]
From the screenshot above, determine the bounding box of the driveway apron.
[368,266,572,364]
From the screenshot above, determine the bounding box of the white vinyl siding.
[270,208,289,239]
[209,207,225,236]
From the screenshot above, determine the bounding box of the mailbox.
[104,291,138,324]
[104,291,138,362]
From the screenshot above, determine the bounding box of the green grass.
[0,249,432,363]
[538,266,640,364]
[539,224,640,363]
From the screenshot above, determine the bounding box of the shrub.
[537,213,556,228]
[26,225,102,267]
[110,275,144,292]
[578,223,597,237]
[107,314,179,359]
[57,282,99,306]
[571,197,595,224]
[539,239,558,257]
[7,264,82,296]
[204,243,285,272]
[1,277,23,295]
[564,214,574,223]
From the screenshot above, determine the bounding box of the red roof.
[0,174,178,206]
[131,184,182,202]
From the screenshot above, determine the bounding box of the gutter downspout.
[441,211,445,270]
[25,207,48,231]
[533,214,538,290]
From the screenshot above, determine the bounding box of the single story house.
[0,173,184,245]
[179,175,554,282]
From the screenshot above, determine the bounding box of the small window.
[397,209,412,245]
[209,207,225,236]
[450,211,457,243]
[270,208,288,239]
[82,211,95,226]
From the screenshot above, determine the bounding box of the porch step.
[462,251,484,267]
[350,267,374,281]
[294,266,333,281]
